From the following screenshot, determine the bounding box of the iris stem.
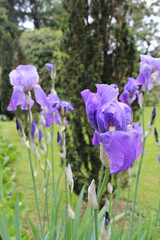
[97,169,109,204]
[94,209,98,240]
[151,199,160,240]
[128,86,147,240]
[51,123,55,198]
[119,184,131,239]
[27,107,44,239]
[113,172,122,223]
[42,125,49,231]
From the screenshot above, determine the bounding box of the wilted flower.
[137,55,160,91]
[65,164,74,193]
[88,179,98,209]
[7,65,48,111]
[81,84,142,174]
[68,204,75,220]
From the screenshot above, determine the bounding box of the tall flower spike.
[65,164,74,193]
[88,179,98,209]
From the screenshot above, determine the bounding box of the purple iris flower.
[137,55,160,91]
[45,62,56,72]
[119,78,139,106]
[56,100,74,118]
[81,84,142,174]
[7,65,48,111]
[40,92,62,127]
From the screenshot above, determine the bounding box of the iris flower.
[137,55,160,91]
[81,84,142,174]
[119,78,139,106]
[7,65,48,111]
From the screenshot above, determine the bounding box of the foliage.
[130,0,160,55]
[61,0,137,194]
[0,32,14,117]
[0,136,28,239]
[20,28,62,93]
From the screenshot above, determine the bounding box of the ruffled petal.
[137,64,152,91]
[17,65,39,90]
[7,86,28,111]
[101,131,136,174]
[9,69,22,86]
[33,85,48,107]
[81,89,99,129]
[92,130,101,146]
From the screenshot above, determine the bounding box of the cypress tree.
[1,32,14,117]
[61,0,137,193]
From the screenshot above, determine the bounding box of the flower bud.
[34,169,38,177]
[47,159,51,171]
[68,204,75,220]
[66,164,74,193]
[100,143,110,168]
[100,210,111,240]
[107,183,113,194]
[25,140,30,149]
[46,131,51,144]
[88,179,98,209]
[43,178,47,193]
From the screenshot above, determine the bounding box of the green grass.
[119,105,160,233]
[0,120,77,225]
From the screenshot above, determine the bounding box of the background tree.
[0,32,14,116]
[61,0,137,193]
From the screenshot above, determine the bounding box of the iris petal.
[101,131,136,174]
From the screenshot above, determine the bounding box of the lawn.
[0,120,71,224]
[0,106,160,234]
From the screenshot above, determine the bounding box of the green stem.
[128,86,147,240]
[94,209,98,240]
[42,126,49,231]
[27,107,44,239]
[120,185,131,240]
[64,167,68,240]
[97,169,110,204]
[97,164,104,195]
[50,123,55,198]
[113,172,122,223]
[109,175,114,217]
[151,199,160,240]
